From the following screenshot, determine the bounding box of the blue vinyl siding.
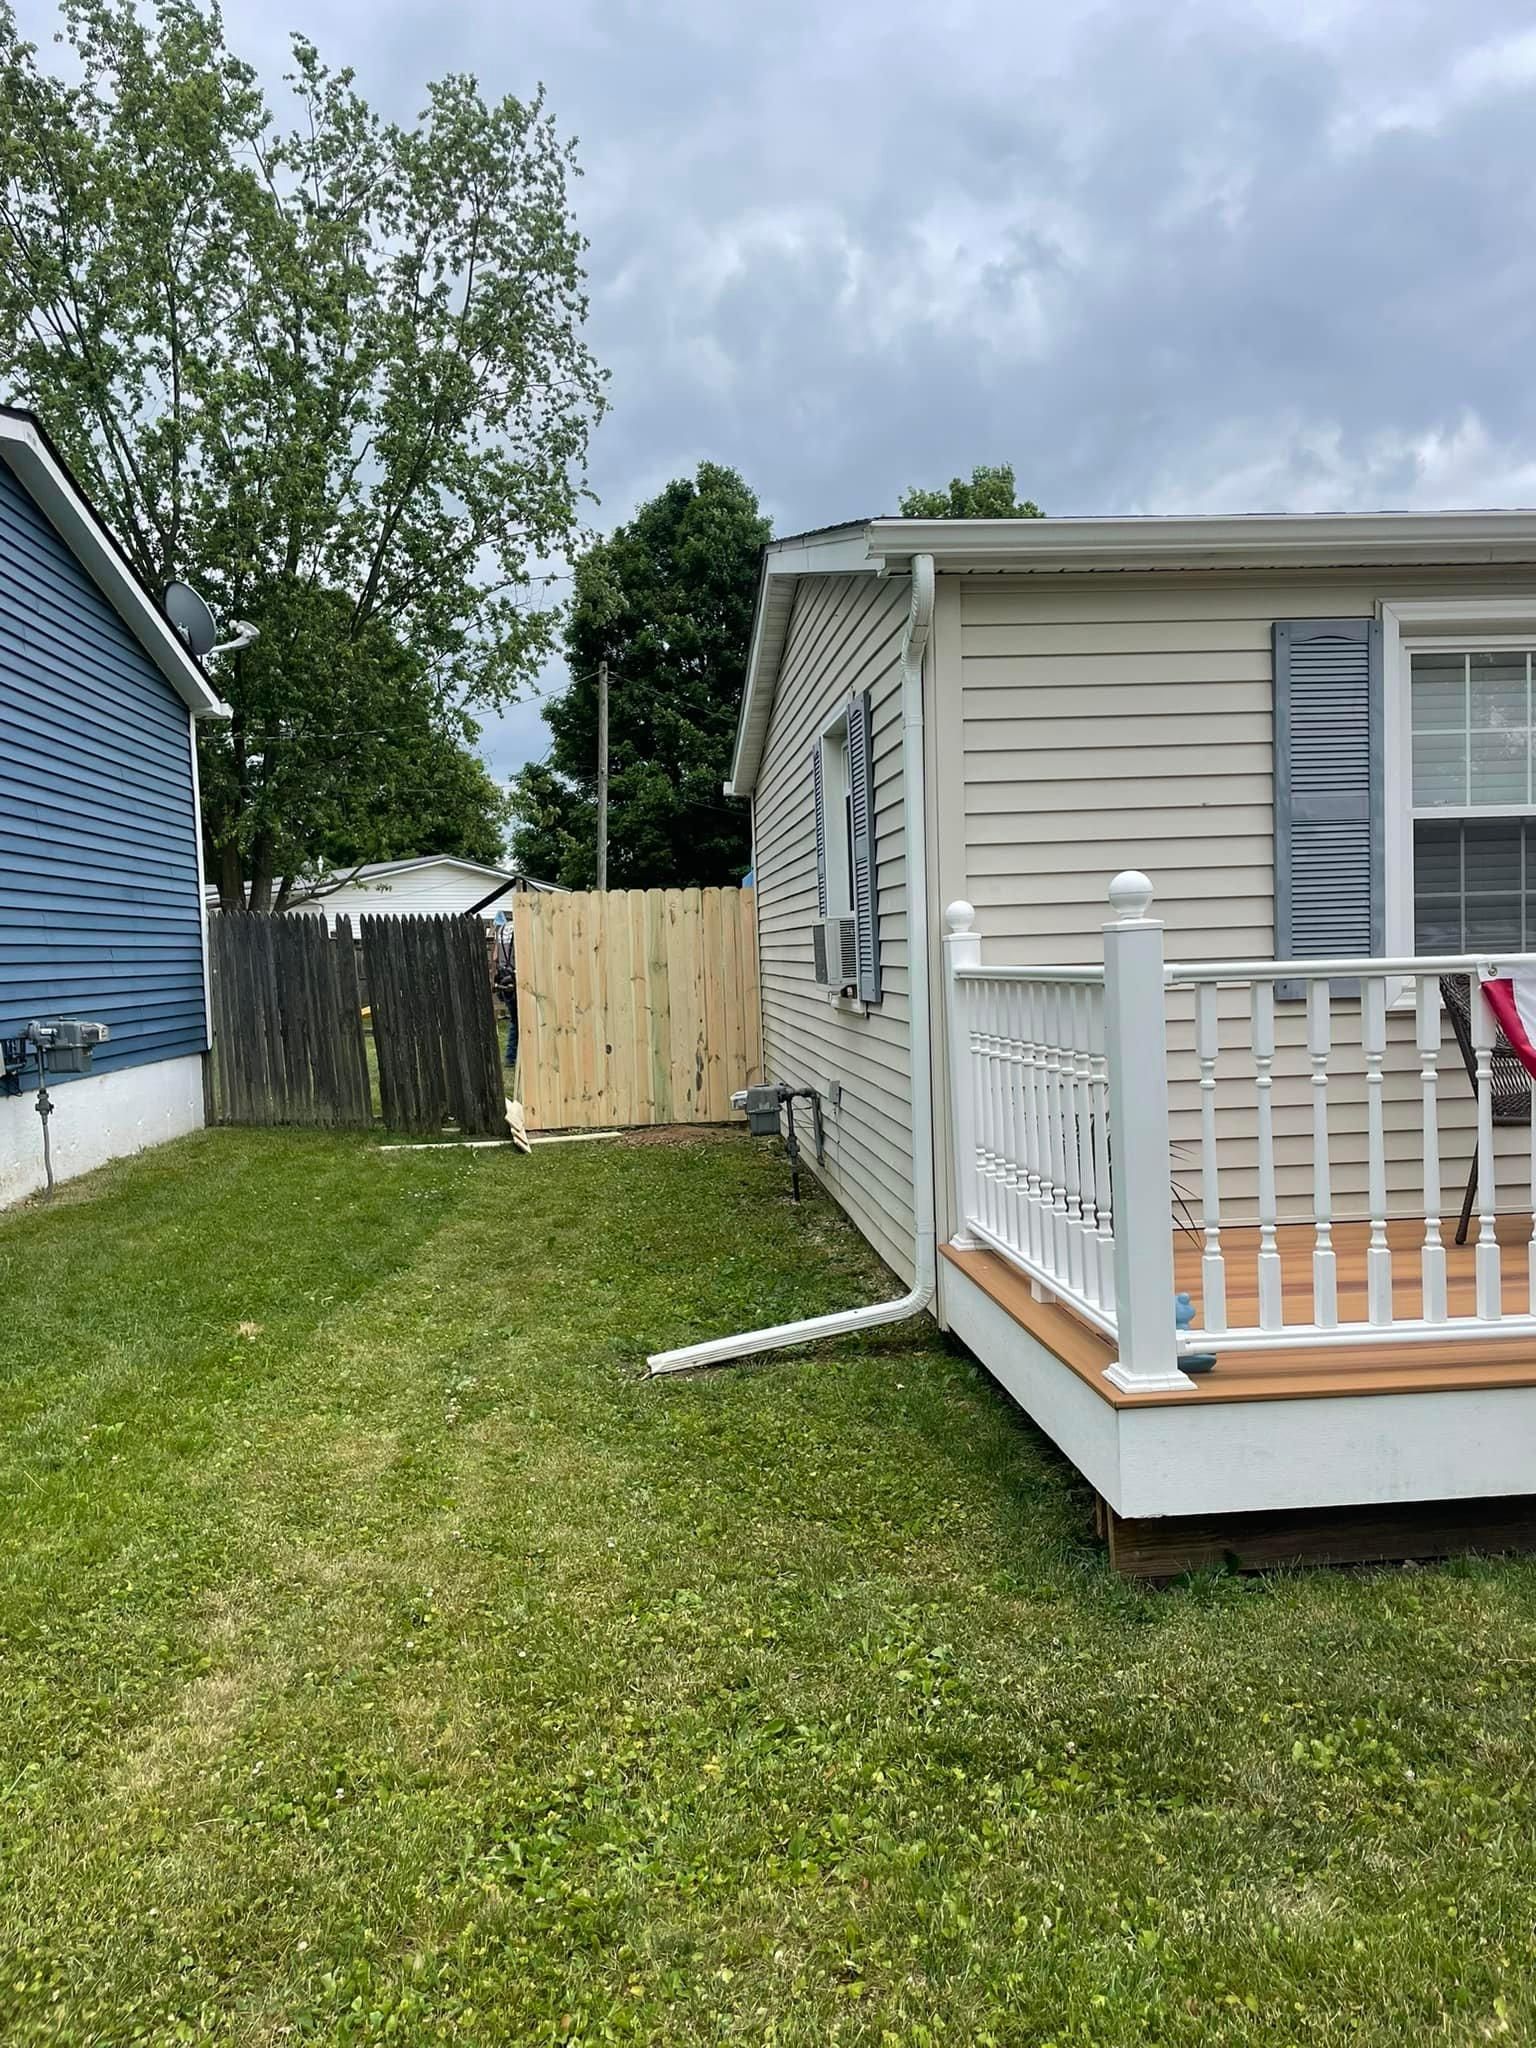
[0,462,207,1080]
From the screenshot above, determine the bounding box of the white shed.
[281,858,560,928]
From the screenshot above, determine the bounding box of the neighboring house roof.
[728,507,1536,799]
[0,405,226,719]
[206,857,564,913]
[298,857,540,892]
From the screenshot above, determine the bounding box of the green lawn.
[3,1130,1536,2045]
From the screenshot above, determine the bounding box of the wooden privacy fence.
[513,886,761,1129]
[208,912,371,1126]
[359,914,506,1136]
[209,911,506,1136]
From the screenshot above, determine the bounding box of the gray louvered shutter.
[1273,617,1383,999]
[810,744,828,918]
[848,688,881,1002]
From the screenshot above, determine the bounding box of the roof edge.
[727,525,876,797]
[868,508,1536,573]
[729,505,1536,800]
[0,408,226,718]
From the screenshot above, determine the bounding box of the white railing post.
[1101,873,1191,1393]
[1416,975,1447,1324]
[1471,972,1503,1321]
[943,902,982,1250]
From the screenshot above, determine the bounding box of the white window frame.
[1382,598,1536,958]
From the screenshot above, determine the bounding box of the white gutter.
[868,508,1536,576]
[647,553,938,1376]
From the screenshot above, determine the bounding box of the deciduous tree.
[0,0,603,907]
[900,463,1042,519]
[509,464,770,887]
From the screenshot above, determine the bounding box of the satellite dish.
[162,582,218,660]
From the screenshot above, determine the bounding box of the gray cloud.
[23,0,1536,775]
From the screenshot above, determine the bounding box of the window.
[1409,647,1536,950]
[818,712,856,918]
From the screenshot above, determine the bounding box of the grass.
[2,1129,1536,2044]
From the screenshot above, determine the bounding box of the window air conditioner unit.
[812,914,858,993]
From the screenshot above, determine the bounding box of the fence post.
[944,901,983,1250]
[1101,872,1191,1393]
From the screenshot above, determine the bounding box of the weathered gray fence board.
[359,914,505,1136]
[209,912,373,1128]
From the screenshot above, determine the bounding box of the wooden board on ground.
[513,886,762,1130]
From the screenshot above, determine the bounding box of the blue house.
[0,406,226,1205]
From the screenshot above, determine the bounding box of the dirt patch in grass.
[618,1122,744,1147]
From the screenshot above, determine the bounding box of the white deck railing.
[943,872,1536,1391]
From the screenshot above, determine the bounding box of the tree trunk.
[217,840,246,913]
[247,831,277,915]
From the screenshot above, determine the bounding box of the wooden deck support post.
[1101,872,1192,1394]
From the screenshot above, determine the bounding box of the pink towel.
[1479,972,1536,1079]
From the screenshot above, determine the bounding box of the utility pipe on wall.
[647,553,938,1376]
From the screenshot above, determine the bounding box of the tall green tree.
[0,0,603,908]
[900,463,1042,519]
[509,464,771,888]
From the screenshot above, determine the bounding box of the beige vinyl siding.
[754,573,915,1278]
[946,567,1536,1224]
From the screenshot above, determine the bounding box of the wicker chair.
[1439,975,1532,1244]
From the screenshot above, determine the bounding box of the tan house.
[654,510,1536,1572]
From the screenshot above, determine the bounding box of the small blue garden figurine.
[1175,1291,1218,1374]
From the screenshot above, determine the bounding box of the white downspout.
[647,554,938,1376]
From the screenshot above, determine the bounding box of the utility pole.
[595,656,610,892]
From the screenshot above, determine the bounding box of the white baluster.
[1019,981,1042,1264]
[1028,983,1054,1300]
[1088,986,1115,1310]
[1073,987,1100,1308]
[971,977,992,1237]
[1037,986,1059,1282]
[1059,985,1085,1295]
[1252,981,1284,1331]
[1194,982,1227,1334]
[982,979,1003,1240]
[999,991,1023,1256]
[1472,972,1503,1321]
[1306,979,1337,1329]
[1416,974,1447,1323]
[1363,975,1393,1326]
[1049,985,1073,1284]
[942,905,982,1250]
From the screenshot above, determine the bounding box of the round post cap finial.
[945,900,976,934]
[1107,870,1155,921]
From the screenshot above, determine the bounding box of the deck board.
[943,1214,1536,1408]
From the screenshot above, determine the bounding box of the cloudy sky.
[26,0,1536,775]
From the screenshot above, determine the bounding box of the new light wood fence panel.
[360,913,507,1136]
[513,887,761,1129]
[209,912,371,1127]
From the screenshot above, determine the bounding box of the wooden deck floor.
[943,1214,1536,1409]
